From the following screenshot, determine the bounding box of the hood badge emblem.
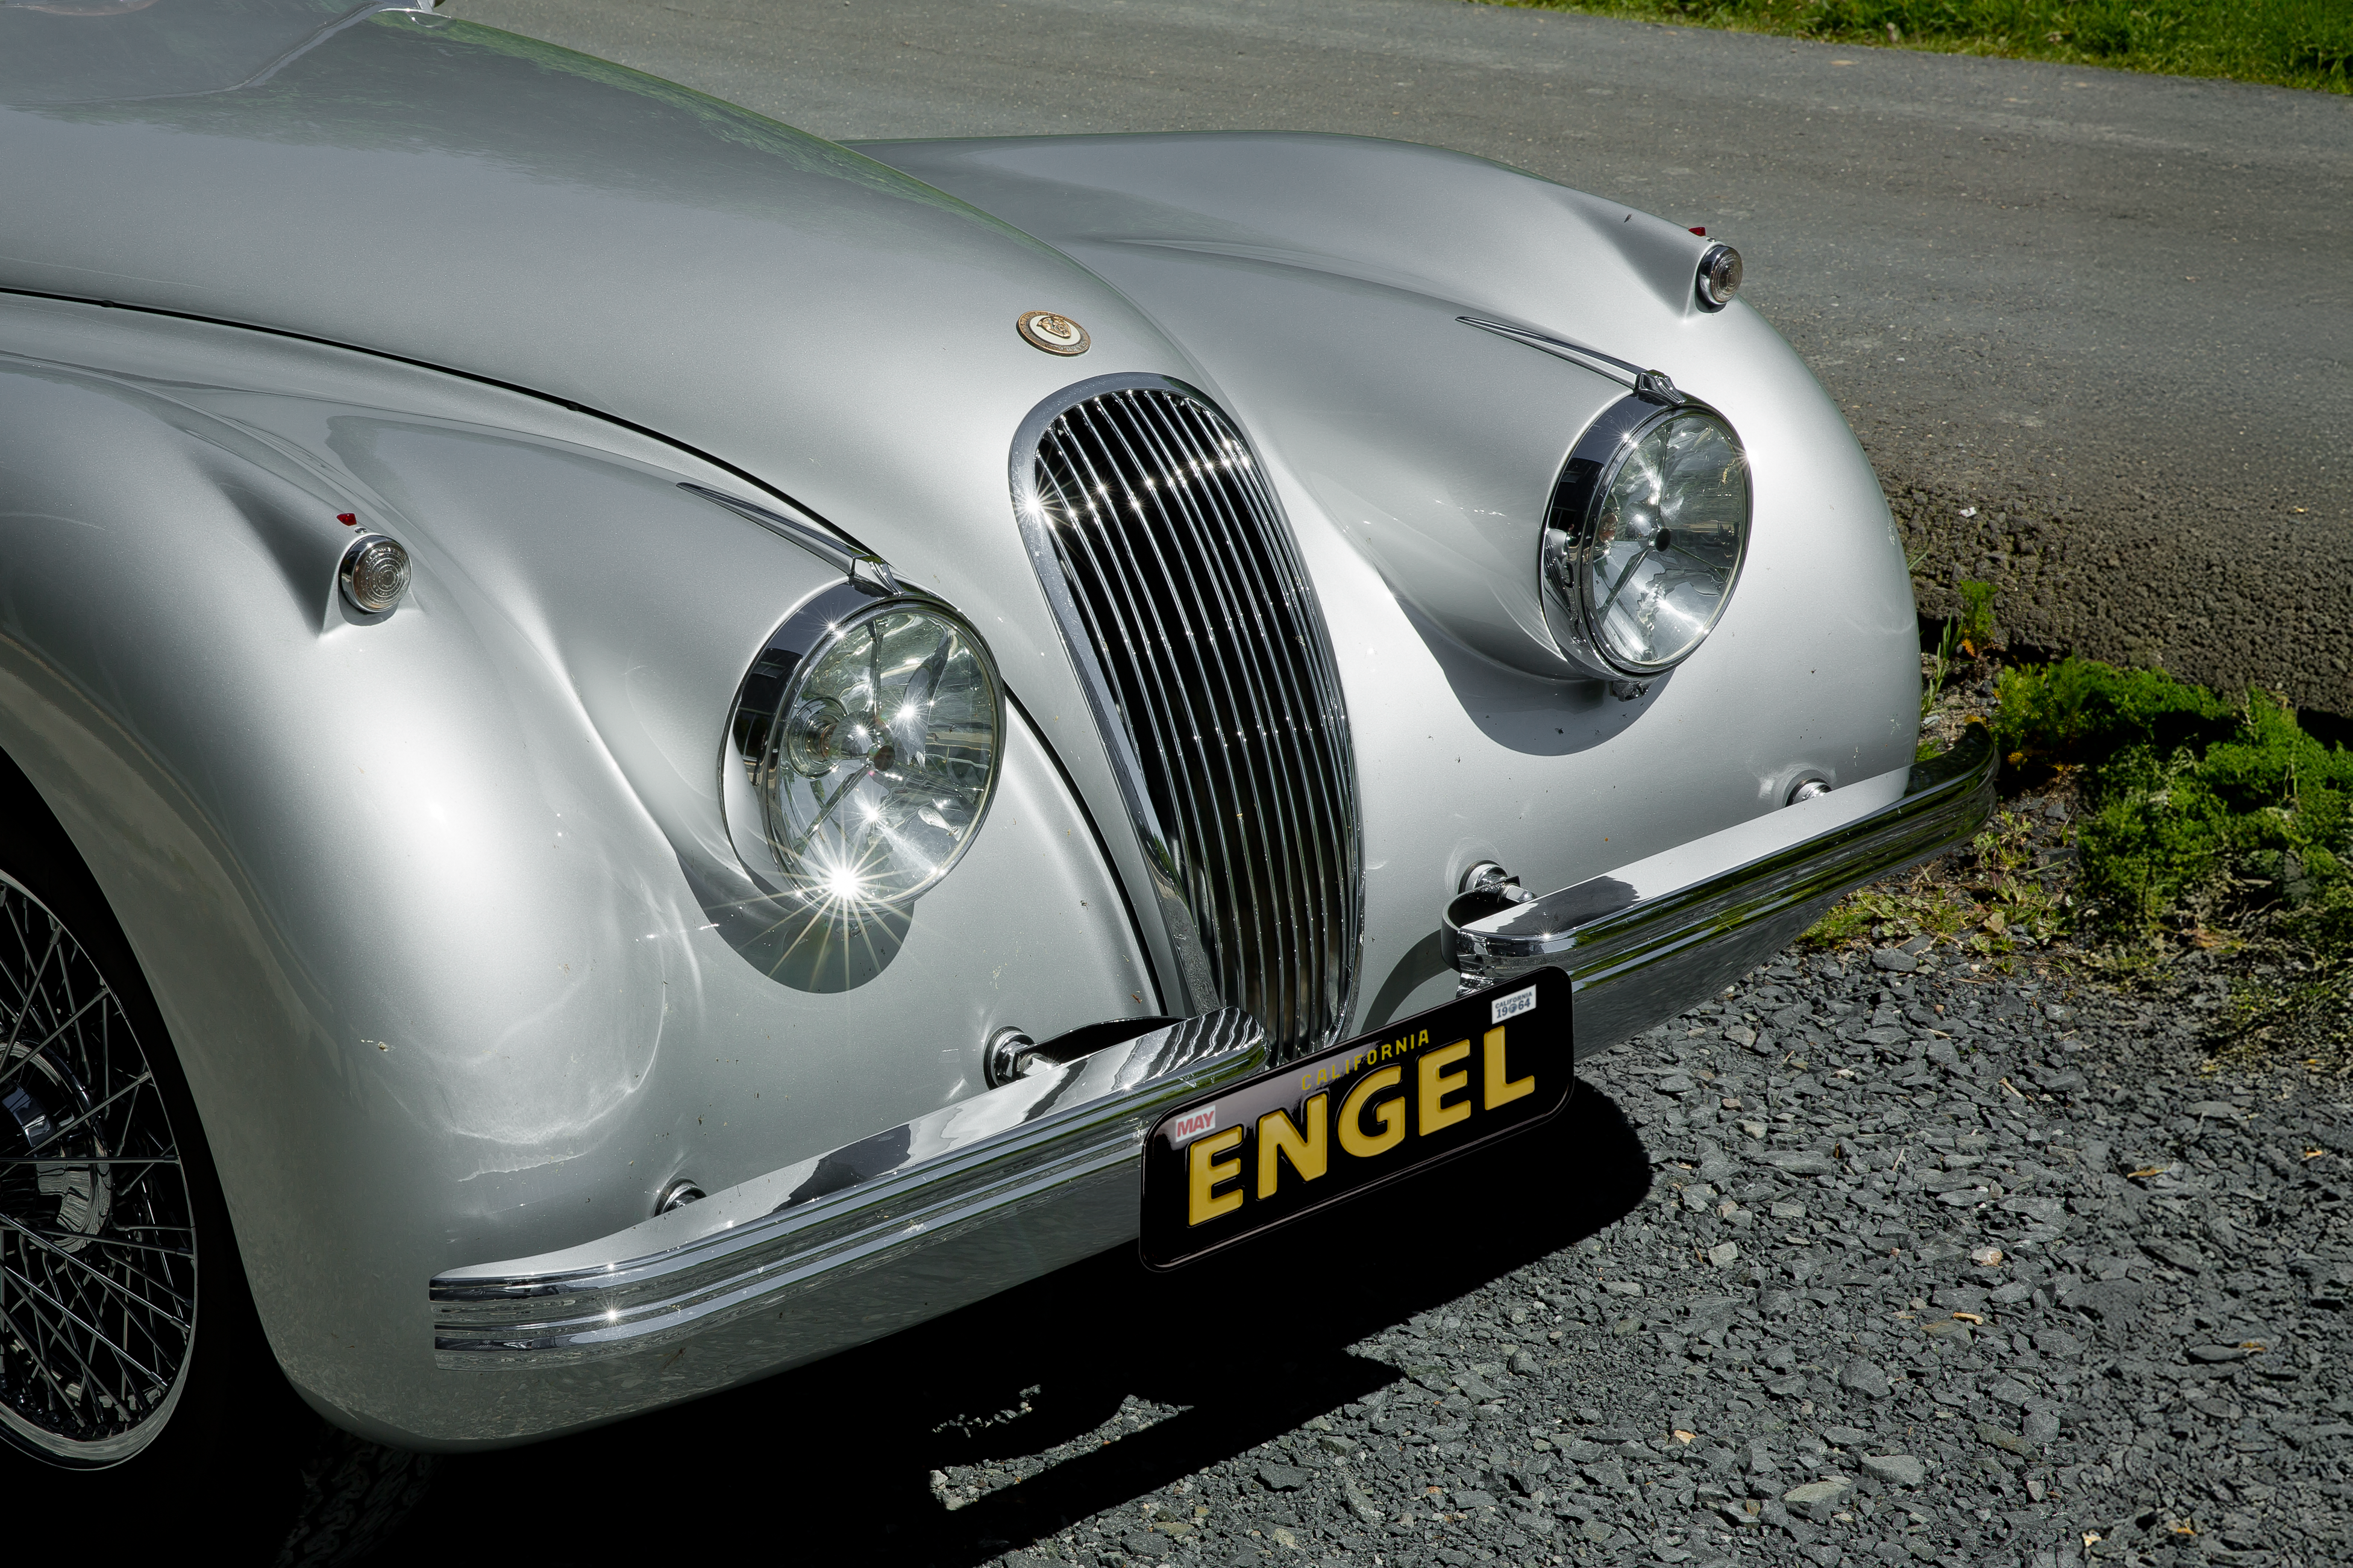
[1017,311,1090,356]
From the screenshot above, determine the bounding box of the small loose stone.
[1858,1453,1928,1487]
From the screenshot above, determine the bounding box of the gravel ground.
[952,961,2351,1568]
[385,944,2352,1568]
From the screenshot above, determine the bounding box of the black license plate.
[1138,967,1573,1269]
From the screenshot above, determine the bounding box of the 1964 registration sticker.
[1138,967,1573,1269]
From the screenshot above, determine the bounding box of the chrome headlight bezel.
[1538,393,1752,681]
[721,580,1005,910]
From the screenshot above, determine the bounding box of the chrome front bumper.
[430,1010,1264,1373]
[1445,724,1997,1053]
[417,729,1991,1435]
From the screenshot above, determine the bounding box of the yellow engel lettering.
[1188,1126,1246,1226]
[1483,1025,1535,1109]
[1419,1039,1473,1135]
[1337,1064,1406,1159]
[1257,1094,1330,1198]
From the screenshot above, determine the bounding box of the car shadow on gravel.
[372,1079,1655,1564]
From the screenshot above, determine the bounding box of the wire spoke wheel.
[0,871,195,1466]
[0,769,438,1557]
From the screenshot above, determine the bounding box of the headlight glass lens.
[1578,408,1749,670]
[751,603,1000,906]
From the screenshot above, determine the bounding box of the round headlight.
[728,596,1001,907]
[1540,399,1750,678]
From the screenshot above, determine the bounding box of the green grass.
[1800,800,2070,963]
[1487,0,2353,95]
[1955,580,1997,655]
[1811,655,2353,1064]
[2008,659,2353,1064]
[1999,660,2353,950]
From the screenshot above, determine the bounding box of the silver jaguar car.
[0,0,1990,1551]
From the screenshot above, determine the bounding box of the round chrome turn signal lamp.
[338,533,411,614]
[1697,243,1743,311]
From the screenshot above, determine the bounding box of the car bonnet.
[0,5,1188,650]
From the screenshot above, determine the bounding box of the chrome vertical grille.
[1013,378,1359,1061]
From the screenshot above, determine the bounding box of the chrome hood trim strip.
[1456,314,1644,390]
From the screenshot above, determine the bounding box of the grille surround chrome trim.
[1010,374,1361,1061]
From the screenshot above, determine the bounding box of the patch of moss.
[1993,659,2235,782]
[2001,660,2353,944]
[1820,655,2352,1064]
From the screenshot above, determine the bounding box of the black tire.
[0,751,433,1562]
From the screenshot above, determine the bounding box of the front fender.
[0,300,1155,1443]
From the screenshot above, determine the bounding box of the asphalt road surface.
[445,0,2352,710]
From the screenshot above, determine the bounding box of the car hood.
[1,5,1752,679]
[0,7,1195,639]
[1,3,1862,706]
